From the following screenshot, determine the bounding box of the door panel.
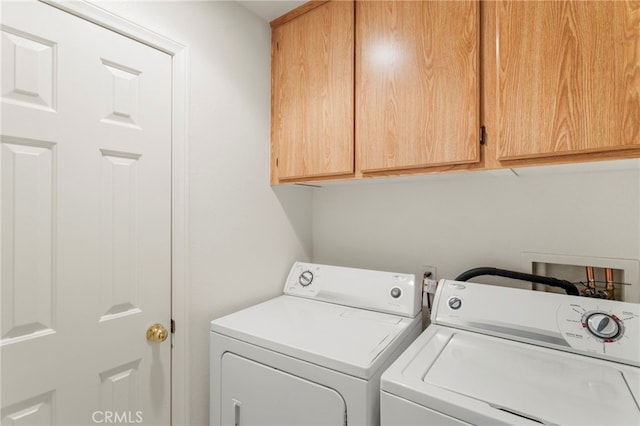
[1,1,171,424]
[1,28,56,112]
[99,149,142,320]
[221,353,346,426]
[1,137,55,343]
[1,391,56,426]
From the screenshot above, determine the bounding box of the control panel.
[284,262,421,318]
[556,300,638,362]
[433,279,639,367]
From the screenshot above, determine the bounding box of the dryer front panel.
[221,353,346,425]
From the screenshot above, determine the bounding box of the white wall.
[92,1,313,424]
[312,161,640,298]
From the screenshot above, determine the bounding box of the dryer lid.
[210,295,419,379]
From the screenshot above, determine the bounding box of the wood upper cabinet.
[270,1,354,184]
[495,0,640,161]
[356,0,480,173]
[270,1,639,184]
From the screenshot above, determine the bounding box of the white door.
[1,1,172,425]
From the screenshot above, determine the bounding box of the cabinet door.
[496,0,640,160]
[271,1,354,183]
[356,0,480,173]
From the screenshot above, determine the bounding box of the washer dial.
[448,297,462,310]
[583,312,623,341]
[298,270,314,287]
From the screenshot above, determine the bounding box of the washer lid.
[381,326,640,426]
[210,295,418,379]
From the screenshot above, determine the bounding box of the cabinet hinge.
[170,319,175,334]
[480,125,487,145]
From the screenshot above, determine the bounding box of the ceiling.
[237,0,307,22]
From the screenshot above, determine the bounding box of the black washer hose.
[455,267,580,296]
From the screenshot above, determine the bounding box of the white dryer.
[210,262,422,426]
[381,279,640,426]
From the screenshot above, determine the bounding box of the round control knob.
[586,313,620,339]
[299,270,314,287]
[448,297,462,310]
[390,287,402,299]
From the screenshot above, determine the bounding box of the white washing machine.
[210,262,422,426]
[381,279,640,426]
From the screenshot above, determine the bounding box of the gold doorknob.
[146,323,168,343]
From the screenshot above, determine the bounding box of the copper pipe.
[605,268,615,300]
[586,266,597,295]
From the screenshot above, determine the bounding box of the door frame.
[38,1,190,424]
